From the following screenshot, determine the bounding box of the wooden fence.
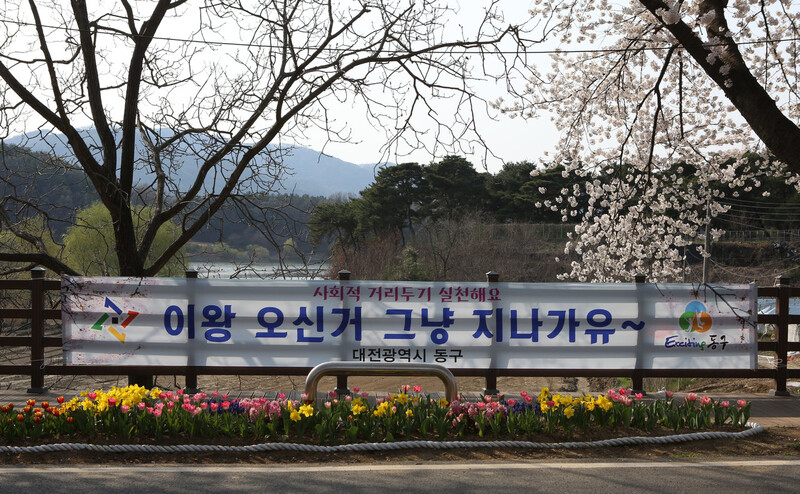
[1,268,799,395]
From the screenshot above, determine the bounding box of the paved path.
[3,459,800,493]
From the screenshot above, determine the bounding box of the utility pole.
[702,198,711,284]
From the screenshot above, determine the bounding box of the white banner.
[61,277,758,369]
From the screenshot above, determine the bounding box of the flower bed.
[0,386,752,444]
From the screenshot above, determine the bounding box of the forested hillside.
[310,155,800,284]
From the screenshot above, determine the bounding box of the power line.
[1,16,799,56]
[720,206,800,217]
[719,196,800,207]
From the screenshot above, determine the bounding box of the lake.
[187,261,330,280]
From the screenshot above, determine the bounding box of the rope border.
[0,422,764,454]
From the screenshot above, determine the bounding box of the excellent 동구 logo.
[678,301,712,333]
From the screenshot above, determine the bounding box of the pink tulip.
[353,387,360,393]
[685,393,698,402]
[634,393,643,400]
[88,392,97,400]
[700,396,712,406]
[137,402,146,411]
[665,390,674,399]
[507,399,516,407]
[413,385,422,393]
[737,399,747,408]
[107,397,117,406]
[120,405,130,413]
[720,401,730,408]
[361,392,369,398]
[520,391,528,398]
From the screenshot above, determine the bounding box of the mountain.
[6,128,377,196]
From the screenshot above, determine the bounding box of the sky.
[294,1,561,174]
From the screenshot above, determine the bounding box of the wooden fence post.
[483,271,500,396]
[631,273,646,395]
[27,267,48,394]
[334,270,351,395]
[184,269,199,393]
[774,275,791,396]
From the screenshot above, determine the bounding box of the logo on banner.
[678,301,712,333]
[91,297,138,344]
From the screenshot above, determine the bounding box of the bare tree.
[0,0,528,277]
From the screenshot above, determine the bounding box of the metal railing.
[304,361,458,403]
[1,269,799,395]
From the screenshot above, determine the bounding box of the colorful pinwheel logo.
[90,297,138,344]
[678,301,712,333]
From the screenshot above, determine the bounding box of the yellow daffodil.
[373,402,389,417]
[538,388,551,402]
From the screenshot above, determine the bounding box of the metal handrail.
[304,361,459,403]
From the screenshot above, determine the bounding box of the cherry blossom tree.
[509,0,800,282]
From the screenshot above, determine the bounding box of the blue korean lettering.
[472,308,503,342]
[584,308,614,344]
[547,309,578,342]
[330,307,362,341]
[256,307,288,338]
[384,308,415,339]
[510,308,543,342]
[201,304,235,342]
[421,307,454,345]
[163,304,195,339]
[293,306,324,343]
